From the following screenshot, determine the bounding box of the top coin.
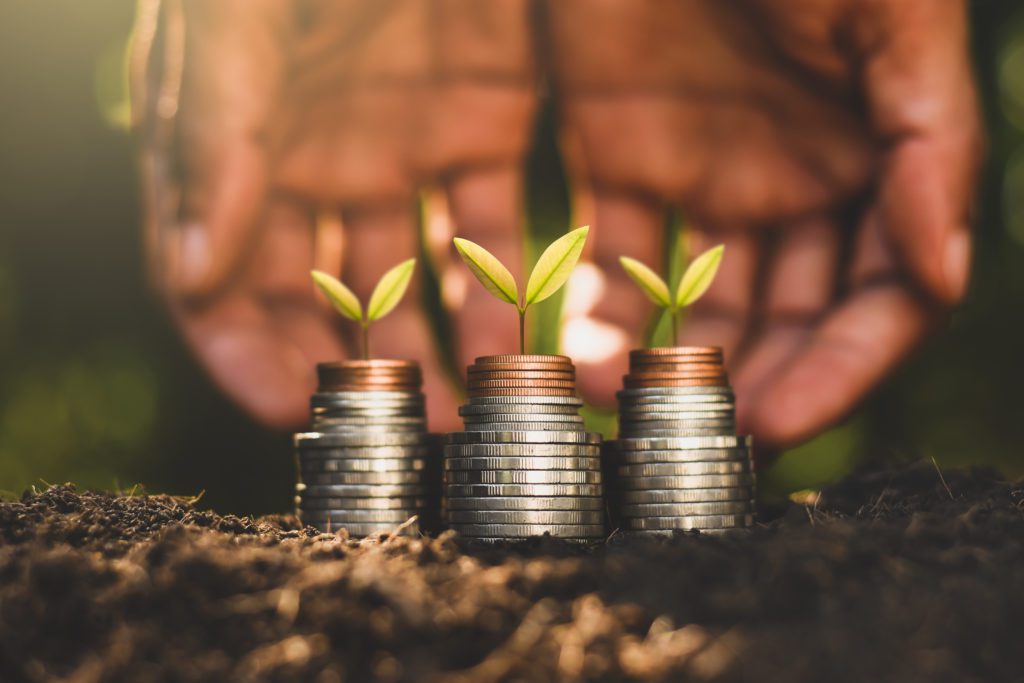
[468,363,575,373]
[630,347,721,357]
[475,354,572,365]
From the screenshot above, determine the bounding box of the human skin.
[131,0,982,446]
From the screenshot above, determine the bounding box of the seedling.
[620,245,724,346]
[454,226,589,354]
[311,259,416,360]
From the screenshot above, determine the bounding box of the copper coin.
[475,354,572,365]
[629,361,723,371]
[624,379,729,388]
[469,379,576,389]
[466,370,573,382]
[469,388,578,397]
[468,363,575,373]
[626,372,727,381]
[325,385,421,391]
[630,346,720,357]
[329,359,418,369]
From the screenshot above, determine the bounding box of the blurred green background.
[1,1,1022,514]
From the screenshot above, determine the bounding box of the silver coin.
[300,519,421,536]
[618,399,734,409]
[296,432,431,447]
[311,413,423,423]
[445,443,599,457]
[619,422,736,432]
[462,413,584,423]
[618,428,732,438]
[298,458,427,473]
[297,508,421,523]
[616,487,754,504]
[450,523,605,538]
[296,445,434,459]
[446,431,600,445]
[444,470,602,485]
[606,447,750,464]
[612,435,752,450]
[460,404,580,416]
[317,424,426,434]
[618,423,736,432]
[614,409,737,419]
[313,406,423,417]
[314,411,424,423]
[313,391,422,402]
[617,501,754,516]
[444,496,603,511]
[443,456,602,471]
[301,471,427,485]
[443,483,603,497]
[617,386,733,398]
[616,473,756,489]
[447,510,605,525]
[464,422,589,432]
[298,483,432,498]
[466,396,584,406]
[619,413,735,424]
[296,496,432,510]
[624,514,754,530]
[616,461,748,477]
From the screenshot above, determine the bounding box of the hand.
[545,0,983,449]
[131,0,538,431]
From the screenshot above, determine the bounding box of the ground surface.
[0,462,1022,683]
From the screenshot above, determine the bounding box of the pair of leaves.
[454,226,589,311]
[311,259,416,324]
[620,245,724,311]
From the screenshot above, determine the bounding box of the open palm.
[546,0,982,447]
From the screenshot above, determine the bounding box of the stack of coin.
[443,354,605,542]
[293,360,439,536]
[606,347,754,534]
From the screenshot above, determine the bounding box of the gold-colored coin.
[468,371,575,381]
[469,388,578,397]
[468,363,574,373]
[475,354,572,365]
[469,379,577,389]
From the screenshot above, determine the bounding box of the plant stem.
[362,323,370,360]
[671,309,679,347]
[518,309,526,355]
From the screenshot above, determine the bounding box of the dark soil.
[1,462,1022,683]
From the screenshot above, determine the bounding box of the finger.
[131,0,186,286]
[861,0,983,304]
[167,0,291,297]
[173,198,338,429]
[732,218,839,430]
[678,228,759,365]
[574,192,664,405]
[340,203,463,433]
[743,214,938,447]
[446,165,524,365]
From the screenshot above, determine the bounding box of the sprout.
[454,226,590,354]
[311,259,416,360]
[619,245,725,346]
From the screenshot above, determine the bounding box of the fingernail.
[178,223,211,291]
[942,229,971,302]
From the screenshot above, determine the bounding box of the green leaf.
[524,225,589,307]
[311,270,362,322]
[367,258,416,321]
[619,256,671,308]
[675,244,725,308]
[453,237,519,306]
